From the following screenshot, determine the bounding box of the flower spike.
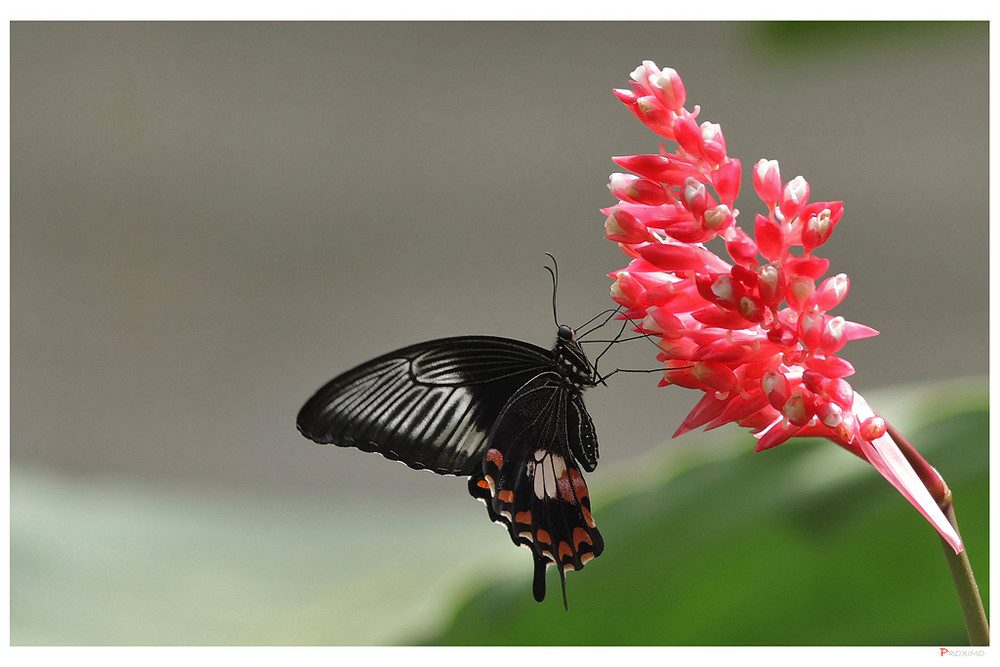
[604,60,963,553]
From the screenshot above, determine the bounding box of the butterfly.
[296,263,612,607]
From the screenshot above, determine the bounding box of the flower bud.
[738,295,765,323]
[804,353,855,379]
[798,309,826,349]
[779,176,810,220]
[610,270,643,306]
[682,177,710,218]
[713,158,741,205]
[801,370,826,394]
[762,369,791,410]
[629,61,654,86]
[700,122,727,165]
[636,96,668,122]
[756,263,784,306]
[704,204,735,235]
[604,209,650,243]
[724,226,758,266]
[609,173,670,206]
[814,273,850,311]
[613,154,698,186]
[825,378,854,409]
[801,202,844,252]
[783,391,816,426]
[816,400,844,429]
[692,361,738,392]
[860,416,888,441]
[766,320,798,347]
[696,273,745,309]
[648,66,686,111]
[753,159,782,204]
[785,274,816,312]
[638,243,709,271]
[673,114,703,158]
[754,214,784,262]
[658,336,697,358]
[784,255,830,280]
[819,316,848,354]
[644,307,686,339]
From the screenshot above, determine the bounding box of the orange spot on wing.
[497,489,514,503]
[535,529,552,545]
[476,479,490,490]
[573,527,592,548]
[486,448,504,468]
[515,511,532,525]
[558,541,574,559]
[581,506,596,529]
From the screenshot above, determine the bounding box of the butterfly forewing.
[296,336,554,475]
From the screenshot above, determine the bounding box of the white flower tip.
[700,122,721,140]
[641,312,662,333]
[604,214,625,237]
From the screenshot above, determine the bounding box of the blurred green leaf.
[10,379,988,645]
[10,468,522,645]
[746,21,986,63]
[422,379,988,645]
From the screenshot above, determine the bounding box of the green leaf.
[422,380,989,645]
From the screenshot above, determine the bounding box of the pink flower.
[605,60,962,553]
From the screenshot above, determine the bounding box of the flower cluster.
[605,61,961,551]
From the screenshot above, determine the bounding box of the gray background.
[11,22,988,503]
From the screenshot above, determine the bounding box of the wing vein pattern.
[296,337,554,475]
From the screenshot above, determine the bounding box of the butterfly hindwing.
[297,336,555,475]
[468,372,604,606]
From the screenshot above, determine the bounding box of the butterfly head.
[554,325,596,389]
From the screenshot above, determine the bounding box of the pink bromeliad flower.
[604,60,962,554]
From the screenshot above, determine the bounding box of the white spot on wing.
[533,462,546,499]
[530,450,568,500]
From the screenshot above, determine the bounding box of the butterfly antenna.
[543,252,560,327]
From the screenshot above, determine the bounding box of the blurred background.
[10,21,988,645]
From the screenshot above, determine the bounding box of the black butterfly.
[296,276,611,607]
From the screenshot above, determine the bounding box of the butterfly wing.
[297,336,554,475]
[468,372,604,606]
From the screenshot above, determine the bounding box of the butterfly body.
[296,326,604,605]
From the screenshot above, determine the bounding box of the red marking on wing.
[486,448,504,468]
[570,469,588,498]
[572,527,592,549]
[557,471,575,501]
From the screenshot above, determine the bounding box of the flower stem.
[887,425,989,645]
[937,504,990,646]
